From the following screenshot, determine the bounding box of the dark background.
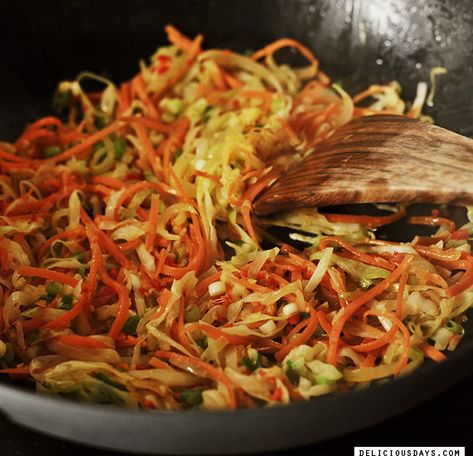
[0,0,472,454]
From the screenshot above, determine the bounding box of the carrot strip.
[44,292,87,329]
[38,227,86,260]
[252,38,318,70]
[350,325,397,353]
[103,275,131,339]
[155,350,236,409]
[17,266,79,288]
[165,25,202,54]
[448,257,473,297]
[324,208,406,229]
[0,365,30,375]
[276,306,318,362]
[327,255,413,365]
[186,323,252,346]
[363,309,411,373]
[120,116,171,134]
[47,121,123,163]
[409,216,455,233]
[419,342,447,362]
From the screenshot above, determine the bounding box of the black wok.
[1,0,473,454]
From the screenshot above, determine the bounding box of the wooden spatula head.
[254,115,473,215]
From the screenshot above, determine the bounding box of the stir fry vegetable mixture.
[0,27,470,410]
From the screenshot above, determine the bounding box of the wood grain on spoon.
[254,115,473,215]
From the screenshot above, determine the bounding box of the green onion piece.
[46,282,62,296]
[196,336,208,350]
[122,315,140,335]
[172,148,183,163]
[52,89,72,114]
[39,294,55,303]
[95,116,108,129]
[445,319,464,335]
[43,146,61,158]
[178,389,203,407]
[92,141,105,153]
[241,353,262,372]
[114,137,127,159]
[184,305,200,323]
[60,294,74,310]
[74,251,84,262]
[285,360,300,385]
[94,372,126,390]
[300,312,310,320]
[203,106,214,123]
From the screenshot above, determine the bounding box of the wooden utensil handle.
[254,115,473,215]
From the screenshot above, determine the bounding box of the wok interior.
[1,0,473,388]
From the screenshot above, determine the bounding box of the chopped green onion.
[203,106,214,123]
[46,282,62,296]
[52,89,72,114]
[172,148,183,163]
[445,319,464,335]
[74,251,84,262]
[60,294,74,310]
[94,116,108,129]
[241,353,262,372]
[93,372,125,390]
[43,146,61,158]
[114,137,127,159]
[39,294,55,303]
[178,389,203,407]
[196,336,208,350]
[122,315,140,335]
[92,141,105,153]
[285,360,300,385]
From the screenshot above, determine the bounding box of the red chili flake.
[125,172,142,180]
[139,287,149,296]
[271,387,283,402]
[287,315,300,325]
[142,399,157,409]
[232,99,241,109]
[156,55,171,64]
[157,65,170,75]
[109,268,119,279]
[431,209,440,217]
[452,229,469,240]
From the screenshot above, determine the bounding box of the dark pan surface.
[1,0,473,454]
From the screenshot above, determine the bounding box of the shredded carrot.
[17,266,79,288]
[186,323,252,346]
[165,25,202,54]
[409,216,455,233]
[252,38,318,70]
[155,350,237,409]
[47,121,123,163]
[419,342,447,362]
[448,257,473,297]
[276,306,318,362]
[323,208,406,229]
[327,255,413,365]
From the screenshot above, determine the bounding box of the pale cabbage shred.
[0,32,470,411]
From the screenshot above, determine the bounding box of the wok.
[0,0,473,454]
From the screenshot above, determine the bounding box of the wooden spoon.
[254,114,473,215]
